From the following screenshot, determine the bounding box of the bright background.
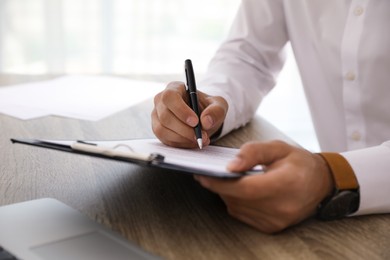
[0,0,319,151]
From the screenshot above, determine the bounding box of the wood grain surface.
[1,74,389,260]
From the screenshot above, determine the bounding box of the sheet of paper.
[109,139,238,173]
[92,139,264,176]
[14,138,265,177]
[0,75,164,121]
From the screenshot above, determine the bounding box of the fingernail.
[227,157,244,171]
[199,177,210,188]
[204,115,214,130]
[194,176,209,188]
[201,130,208,139]
[186,116,197,127]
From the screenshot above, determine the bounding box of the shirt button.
[354,6,364,16]
[345,71,356,81]
[351,131,362,141]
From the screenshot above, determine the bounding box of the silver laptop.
[0,198,160,260]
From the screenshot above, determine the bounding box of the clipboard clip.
[71,141,165,164]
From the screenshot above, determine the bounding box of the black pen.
[184,59,203,149]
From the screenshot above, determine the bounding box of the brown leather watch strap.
[318,153,359,190]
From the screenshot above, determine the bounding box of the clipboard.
[11,138,264,178]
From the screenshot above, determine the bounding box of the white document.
[84,139,264,177]
[13,138,264,178]
[97,139,243,174]
[0,75,164,121]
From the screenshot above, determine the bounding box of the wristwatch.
[316,153,360,221]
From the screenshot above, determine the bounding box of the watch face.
[317,190,360,221]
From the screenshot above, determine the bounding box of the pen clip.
[184,65,189,92]
[184,59,196,93]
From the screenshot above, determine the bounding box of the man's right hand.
[151,81,228,148]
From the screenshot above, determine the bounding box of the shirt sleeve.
[198,0,288,137]
[341,141,390,215]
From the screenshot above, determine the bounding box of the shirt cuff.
[341,144,390,215]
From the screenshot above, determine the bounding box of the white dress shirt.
[199,0,390,216]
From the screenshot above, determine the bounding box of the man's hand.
[194,140,334,233]
[152,81,228,148]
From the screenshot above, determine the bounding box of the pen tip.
[197,139,203,150]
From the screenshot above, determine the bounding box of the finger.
[229,200,306,233]
[220,197,268,225]
[198,93,228,132]
[195,174,278,199]
[152,108,198,148]
[153,83,198,142]
[153,101,197,142]
[221,196,297,233]
[223,195,292,221]
[228,208,285,234]
[161,82,199,127]
[227,140,293,172]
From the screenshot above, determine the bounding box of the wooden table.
[1,75,389,260]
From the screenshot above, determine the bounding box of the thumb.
[198,93,228,132]
[227,140,293,172]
